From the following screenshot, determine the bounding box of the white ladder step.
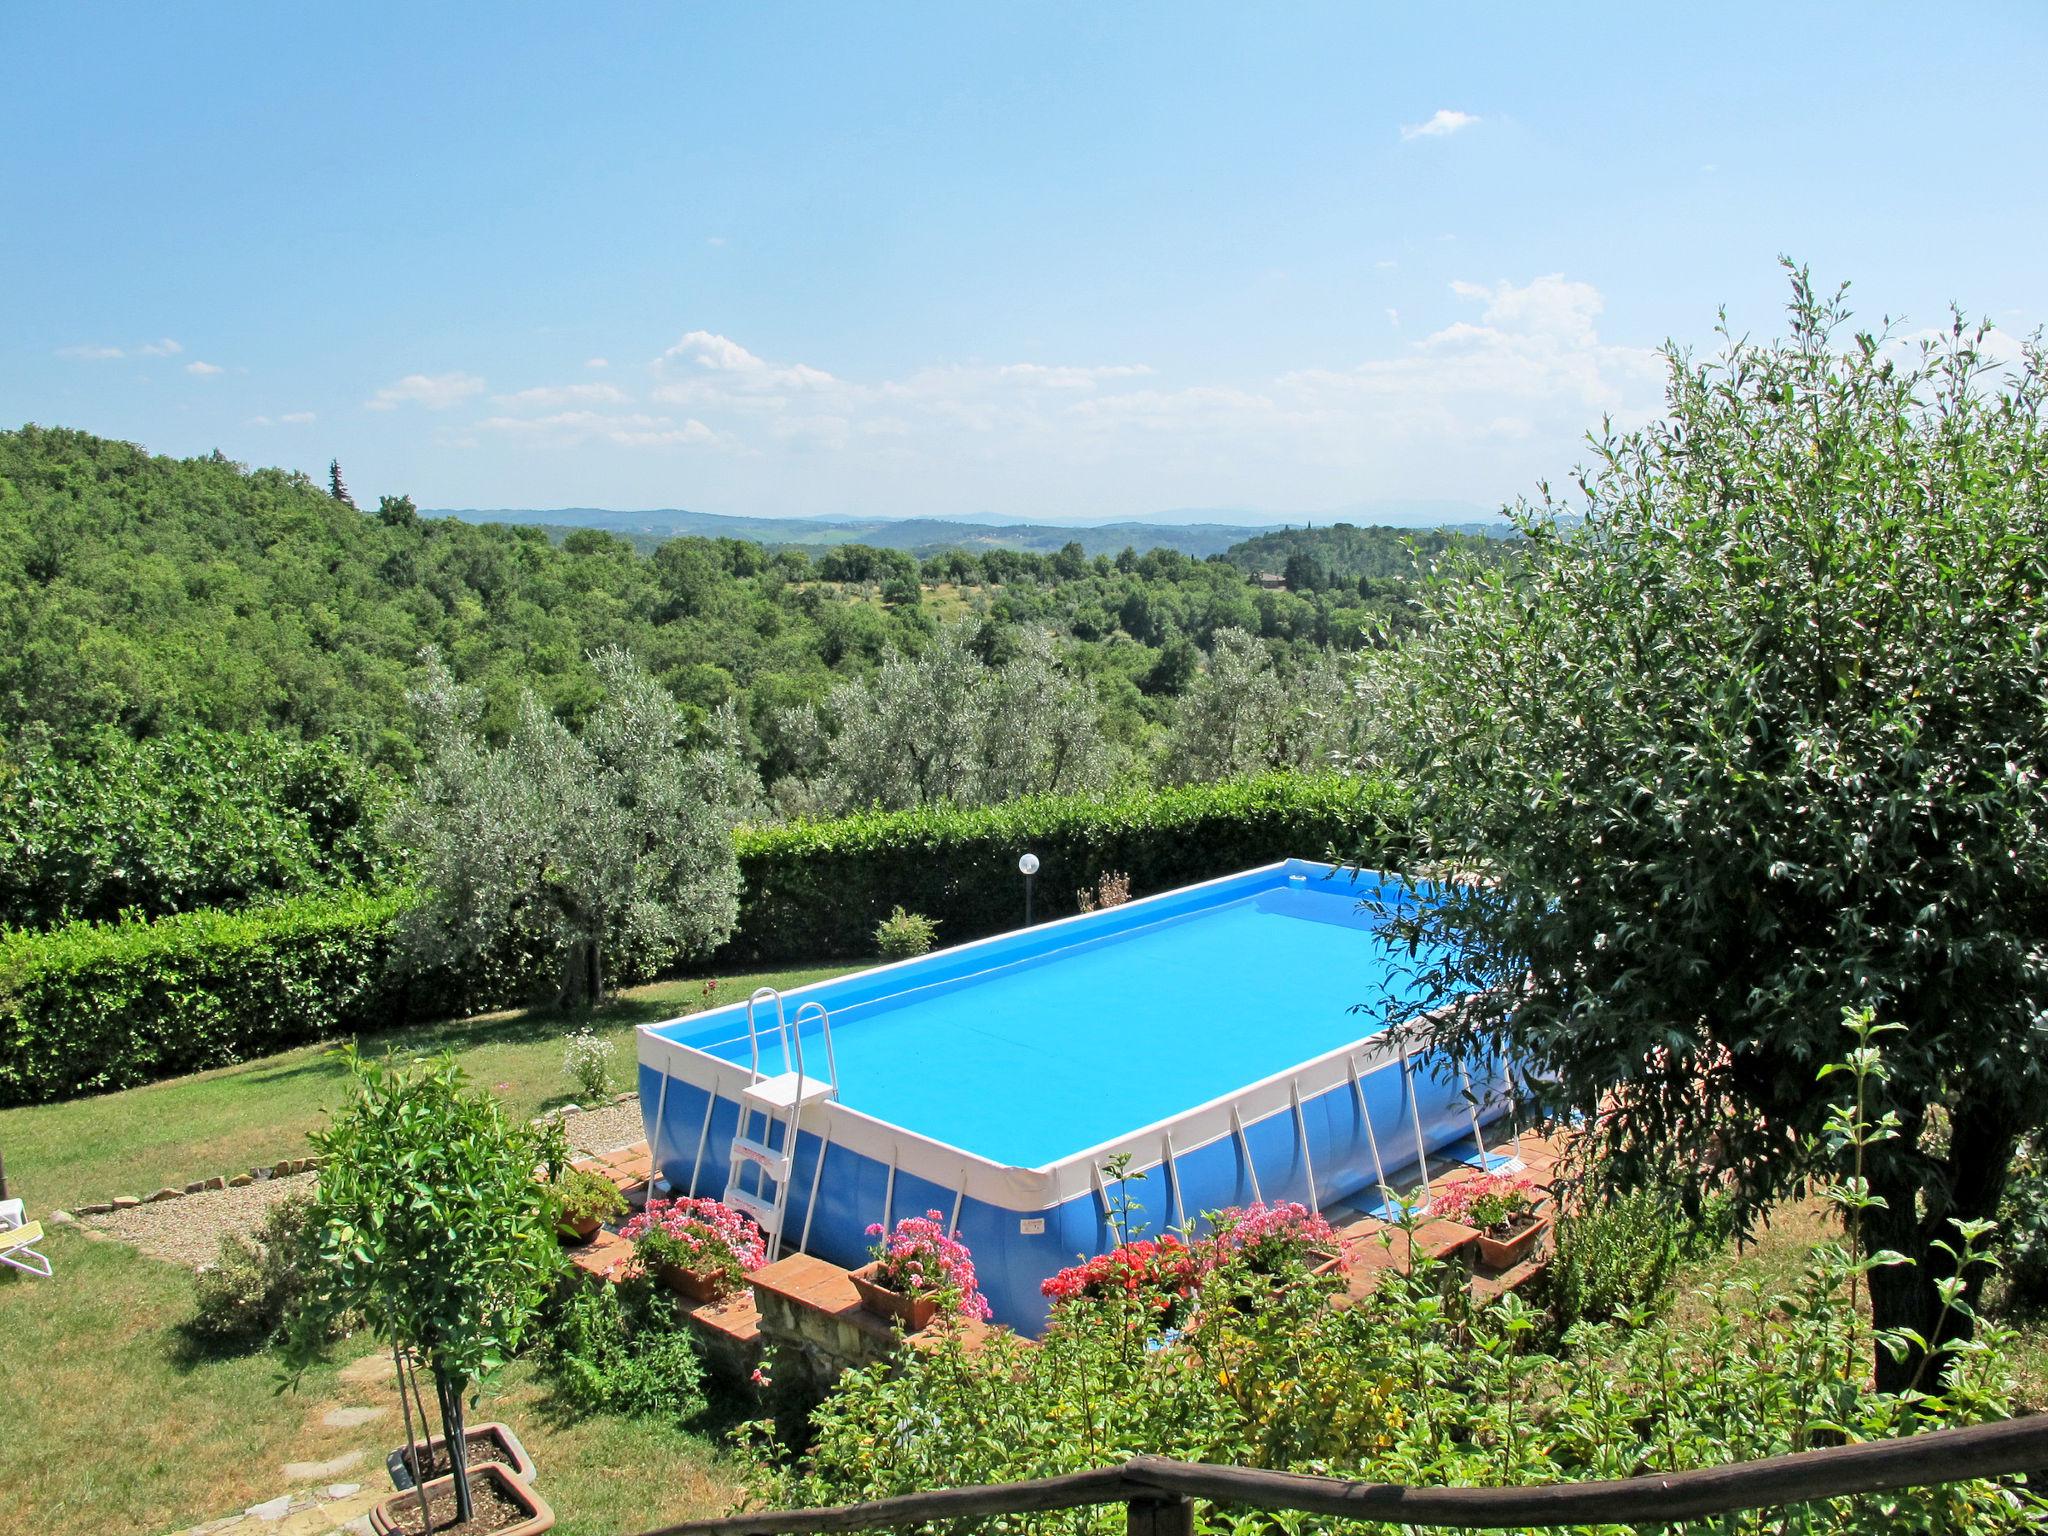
[724,1187,780,1230]
[741,1071,838,1113]
[728,1136,791,1181]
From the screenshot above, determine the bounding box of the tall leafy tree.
[1374,269,2048,1388]
[395,645,754,1005]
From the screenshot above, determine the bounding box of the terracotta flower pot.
[555,1216,601,1246]
[370,1462,553,1536]
[657,1258,732,1303]
[850,1262,943,1331]
[387,1421,537,1491]
[1476,1212,1552,1272]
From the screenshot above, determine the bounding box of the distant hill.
[429,506,1274,559]
[429,504,1513,560]
[1219,522,1512,586]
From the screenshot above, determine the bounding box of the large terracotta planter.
[371,1462,553,1536]
[1476,1212,1552,1272]
[555,1216,602,1246]
[850,1263,942,1331]
[657,1258,733,1303]
[387,1421,537,1491]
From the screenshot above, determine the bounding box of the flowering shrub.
[623,1197,765,1296]
[561,1025,617,1103]
[865,1210,991,1320]
[1041,1236,1205,1326]
[1435,1173,1541,1235]
[1206,1202,1338,1275]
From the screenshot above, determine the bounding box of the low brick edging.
[68,1154,327,1218]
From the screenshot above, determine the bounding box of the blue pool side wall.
[637,1044,1497,1333]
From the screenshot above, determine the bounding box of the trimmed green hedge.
[720,771,1408,966]
[0,889,479,1106]
[0,773,1405,1105]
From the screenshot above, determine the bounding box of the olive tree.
[1163,628,1359,783]
[1374,270,2048,1389]
[779,623,1118,811]
[289,1049,564,1527]
[396,645,753,1006]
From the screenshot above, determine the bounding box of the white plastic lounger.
[0,1198,51,1279]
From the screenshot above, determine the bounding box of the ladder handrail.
[790,1000,838,1094]
[744,986,791,1081]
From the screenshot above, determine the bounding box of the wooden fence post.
[1126,1494,1194,1536]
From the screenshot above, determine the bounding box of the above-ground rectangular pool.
[638,859,1513,1330]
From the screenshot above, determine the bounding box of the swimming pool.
[637,858,1513,1330]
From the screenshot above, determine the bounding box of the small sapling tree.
[289,1049,565,1527]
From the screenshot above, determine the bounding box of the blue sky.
[5,4,2044,522]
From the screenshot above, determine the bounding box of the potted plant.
[387,1420,538,1492]
[370,1463,553,1536]
[549,1168,626,1245]
[1040,1235,1205,1332]
[621,1196,765,1302]
[1206,1201,1343,1285]
[286,1048,564,1536]
[1436,1173,1551,1271]
[853,1209,993,1329]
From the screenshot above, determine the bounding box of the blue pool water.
[682,870,1444,1167]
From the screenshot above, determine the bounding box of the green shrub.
[1997,1135,2048,1308]
[722,771,1405,965]
[1543,1185,1730,1329]
[189,1194,333,1349]
[873,906,939,960]
[549,1279,708,1423]
[0,888,505,1106]
[0,730,397,930]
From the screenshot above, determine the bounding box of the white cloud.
[476,410,720,448]
[185,360,223,376]
[366,371,487,411]
[1400,109,1479,141]
[1386,308,1400,328]
[247,411,316,427]
[584,357,609,369]
[1375,259,1398,271]
[492,381,630,408]
[137,338,184,357]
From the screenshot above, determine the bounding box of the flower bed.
[1041,1235,1205,1327]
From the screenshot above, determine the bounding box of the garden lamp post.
[1019,851,1040,927]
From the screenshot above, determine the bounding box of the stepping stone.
[206,1175,227,1190]
[320,1405,387,1429]
[322,1484,362,1500]
[341,1518,376,1536]
[112,1195,141,1209]
[147,1187,184,1202]
[281,1450,364,1481]
[244,1496,294,1522]
[49,1209,75,1225]
[230,1174,255,1187]
[337,1353,393,1385]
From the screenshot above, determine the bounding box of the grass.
[0,962,849,1214]
[0,1228,740,1536]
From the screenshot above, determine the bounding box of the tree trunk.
[434,1361,472,1526]
[1863,1101,2020,1395]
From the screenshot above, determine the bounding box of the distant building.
[1253,570,1288,590]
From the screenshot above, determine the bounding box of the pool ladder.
[723,988,838,1262]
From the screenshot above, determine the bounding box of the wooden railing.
[644,1414,2048,1534]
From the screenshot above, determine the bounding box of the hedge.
[0,888,490,1107]
[0,772,1406,1105]
[718,771,1409,966]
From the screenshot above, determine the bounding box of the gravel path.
[80,1096,647,1270]
[81,1171,319,1269]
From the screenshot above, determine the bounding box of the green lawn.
[0,1229,741,1536]
[0,963,849,1214]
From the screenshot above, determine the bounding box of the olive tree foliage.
[1370,269,2048,1390]
[1162,627,1363,783]
[773,624,1120,813]
[394,645,755,1006]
